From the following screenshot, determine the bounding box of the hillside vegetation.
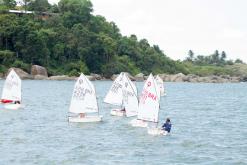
[0,0,246,77]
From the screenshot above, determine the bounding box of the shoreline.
[0,66,246,83]
[0,73,244,83]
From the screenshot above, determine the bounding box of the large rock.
[171,73,185,82]
[135,73,144,81]
[31,65,48,77]
[111,74,119,81]
[7,67,33,79]
[230,76,241,83]
[34,75,48,80]
[0,73,3,79]
[240,76,247,82]
[124,72,135,81]
[86,75,96,81]
[48,75,76,80]
[90,73,102,80]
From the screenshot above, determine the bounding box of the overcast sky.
[49,0,247,62]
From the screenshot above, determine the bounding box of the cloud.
[220,28,246,39]
[48,0,247,62]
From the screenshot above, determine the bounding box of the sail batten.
[69,73,98,113]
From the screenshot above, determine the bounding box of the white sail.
[137,73,160,122]
[155,75,165,96]
[1,69,21,101]
[122,73,138,117]
[69,73,98,114]
[104,72,124,106]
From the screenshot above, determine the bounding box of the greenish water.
[0,80,246,164]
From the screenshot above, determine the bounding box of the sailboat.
[155,75,165,96]
[104,72,138,117]
[68,73,102,122]
[130,73,161,128]
[0,69,22,110]
[122,73,139,117]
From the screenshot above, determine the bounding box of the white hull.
[130,118,148,127]
[4,104,22,110]
[161,93,166,97]
[68,115,102,123]
[110,109,125,117]
[147,128,168,136]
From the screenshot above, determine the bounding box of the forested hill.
[0,0,188,77]
[0,0,246,78]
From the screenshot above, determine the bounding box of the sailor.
[14,101,21,104]
[120,107,126,112]
[162,118,172,133]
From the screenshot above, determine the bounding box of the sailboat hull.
[147,128,168,136]
[130,118,148,127]
[110,109,125,116]
[161,92,166,97]
[68,115,103,123]
[4,104,22,110]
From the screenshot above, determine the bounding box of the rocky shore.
[0,65,246,83]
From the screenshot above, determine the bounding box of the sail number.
[73,87,92,100]
[140,89,157,104]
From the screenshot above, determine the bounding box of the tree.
[220,51,226,64]
[235,58,243,64]
[28,0,51,13]
[211,50,220,64]
[3,0,16,9]
[221,51,226,59]
[186,50,194,62]
[59,0,93,27]
[17,0,32,11]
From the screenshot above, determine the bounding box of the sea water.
[0,80,246,165]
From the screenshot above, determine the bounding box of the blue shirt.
[162,122,172,133]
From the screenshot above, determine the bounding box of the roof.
[9,10,34,14]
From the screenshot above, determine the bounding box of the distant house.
[8,9,54,20]
[9,9,33,15]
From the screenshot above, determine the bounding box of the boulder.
[240,76,247,82]
[143,76,149,80]
[90,73,102,80]
[111,74,119,81]
[124,72,135,81]
[34,75,48,80]
[48,75,76,80]
[158,74,170,82]
[171,73,185,82]
[31,65,48,77]
[0,73,3,79]
[86,75,96,81]
[231,77,241,83]
[7,67,33,79]
[135,73,144,81]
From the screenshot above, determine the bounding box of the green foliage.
[11,60,30,72]
[64,61,89,76]
[0,0,246,78]
[101,55,140,78]
[2,0,16,9]
[0,50,15,65]
[28,0,51,12]
[0,64,7,73]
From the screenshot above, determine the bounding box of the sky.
[49,0,247,62]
